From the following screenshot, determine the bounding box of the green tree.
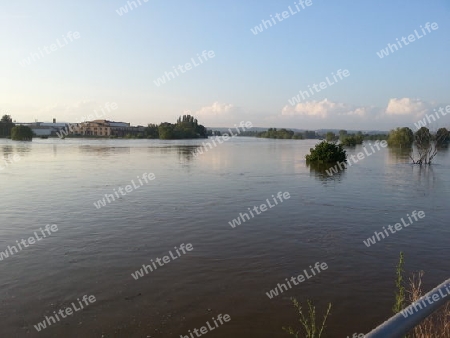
[363,133,388,141]
[339,130,347,141]
[194,124,207,138]
[341,134,363,146]
[325,132,336,142]
[292,132,304,139]
[436,127,450,147]
[0,115,15,138]
[1,115,12,123]
[304,130,317,139]
[155,115,207,140]
[305,141,347,163]
[173,114,207,139]
[145,123,159,139]
[412,127,438,165]
[174,115,196,138]
[208,130,223,136]
[387,127,414,148]
[11,125,33,141]
[414,127,431,144]
[158,122,175,139]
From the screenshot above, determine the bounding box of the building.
[16,119,145,138]
[18,120,68,136]
[72,120,112,136]
[71,120,145,137]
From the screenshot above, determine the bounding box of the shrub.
[305,141,347,163]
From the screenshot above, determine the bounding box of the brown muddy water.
[0,137,449,337]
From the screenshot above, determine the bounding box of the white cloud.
[385,98,431,116]
[35,100,116,123]
[195,101,236,116]
[276,97,450,130]
[188,101,249,127]
[281,99,373,118]
[38,100,98,116]
[181,98,448,130]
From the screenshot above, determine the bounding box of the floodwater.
[0,137,449,337]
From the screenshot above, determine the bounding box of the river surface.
[0,137,449,338]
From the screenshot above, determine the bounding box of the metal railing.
[365,278,450,338]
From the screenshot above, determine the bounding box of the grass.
[393,252,450,338]
[407,271,450,338]
[393,251,406,314]
[282,298,332,338]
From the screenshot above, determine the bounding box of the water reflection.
[306,161,346,183]
[176,145,199,162]
[15,144,32,156]
[1,145,13,155]
[148,145,200,162]
[78,145,131,157]
[1,144,31,159]
[405,164,437,196]
[387,146,412,163]
[388,144,450,166]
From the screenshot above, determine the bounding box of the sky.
[1,0,449,131]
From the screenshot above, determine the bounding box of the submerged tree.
[387,127,414,148]
[305,141,346,163]
[410,127,438,165]
[340,134,363,146]
[11,125,33,141]
[387,126,445,164]
[415,127,432,144]
[436,128,450,147]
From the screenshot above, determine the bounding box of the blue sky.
[1,0,449,130]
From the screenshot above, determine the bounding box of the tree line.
[254,128,389,144]
[144,115,207,139]
[325,130,388,145]
[256,128,316,139]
